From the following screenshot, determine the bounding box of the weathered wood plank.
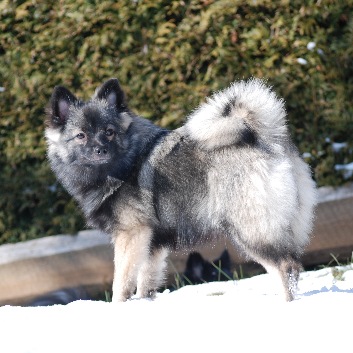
[0,231,113,305]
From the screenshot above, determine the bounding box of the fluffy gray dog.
[45,78,316,302]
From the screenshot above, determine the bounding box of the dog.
[45,78,316,302]
[183,250,233,285]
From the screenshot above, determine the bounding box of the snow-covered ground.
[1,265,352,353]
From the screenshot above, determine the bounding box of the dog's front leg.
[112,225,153,303]
[136,247,168,299]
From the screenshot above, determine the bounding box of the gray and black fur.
[45,78,316,302]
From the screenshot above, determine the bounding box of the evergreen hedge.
[0,0,352,244]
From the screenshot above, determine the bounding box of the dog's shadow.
[300,285,353,297]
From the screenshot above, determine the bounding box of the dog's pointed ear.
[95,78,127,111]
[47,86,78,128]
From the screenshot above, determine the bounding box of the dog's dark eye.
[76,133,86,139]
[105,128,115,137]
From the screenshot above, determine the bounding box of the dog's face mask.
[45,79,132,169]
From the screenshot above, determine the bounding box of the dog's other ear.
[47,86,78,128]
[95,78,127,111]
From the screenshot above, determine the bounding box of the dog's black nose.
[94,147,108,155]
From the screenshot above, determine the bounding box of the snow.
[307,41,316,51]
[1,266,352,353]
[332,141,348,153]
[297,58,308,65]
[335,162,353,179]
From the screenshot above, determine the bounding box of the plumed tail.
[184,79,288,152]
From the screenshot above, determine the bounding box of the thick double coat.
[45,78,316,302]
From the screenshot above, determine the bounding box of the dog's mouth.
[89,158,110,164]
[74,154,111,165]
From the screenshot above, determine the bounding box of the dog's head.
[45,79,133,171]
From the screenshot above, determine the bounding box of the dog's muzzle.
[94,146,108,156]
[90,145,111,163]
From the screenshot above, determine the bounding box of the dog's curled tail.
[184,79,288,151]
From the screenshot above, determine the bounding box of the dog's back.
[147,80,315,254]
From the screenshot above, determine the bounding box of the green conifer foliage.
[0,0,352,243]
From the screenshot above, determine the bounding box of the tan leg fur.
[112,225,152,303]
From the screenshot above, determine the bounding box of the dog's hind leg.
[112,225,153,303]
[234,236,303,301]
[277,256,302,301]
[249,251,302,302]
[136,247,168,299]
